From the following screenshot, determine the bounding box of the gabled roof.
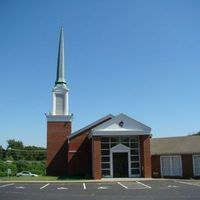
[92,113,151,136]
[69,114,114,139]
[151,135,200,155]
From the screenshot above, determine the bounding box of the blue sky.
[0,0,200,148]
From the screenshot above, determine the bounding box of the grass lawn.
[0,175,88,182]
[0,176,58,181]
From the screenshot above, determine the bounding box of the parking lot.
[0,179,200,200]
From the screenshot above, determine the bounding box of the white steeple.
[46,27,72,121]
[55,26,66,85]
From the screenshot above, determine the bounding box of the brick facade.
[151,155,161,178]
[68,130,91,177]
[92,137,101,179]
[46,117,153,179]
[46,121,71,176]
[140,135,152,178]
[182,154,193,178]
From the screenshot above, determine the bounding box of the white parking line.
[117,182,128,189]
[0,183,14,188]
[174,180,200,187]
[57,187,68,190]
[16,186,25,189]
[83,183,86,190]
[136,181,152,189]
[98,186,110,190]
[40,183,50,190]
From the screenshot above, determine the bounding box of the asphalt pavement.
[0,179,200,200]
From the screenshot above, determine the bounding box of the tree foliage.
[2,139,46,161]
[0,139,46,177]
[192,131,200,136]
[7,139,24,150]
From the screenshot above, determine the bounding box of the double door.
[113,152,128,177]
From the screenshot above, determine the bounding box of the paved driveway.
[0,180,200,200]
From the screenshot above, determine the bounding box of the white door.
[161,156,182,177]
[193,155,200,176]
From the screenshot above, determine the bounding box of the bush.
[29,161,46,175]
[0,160,46,177]
[0,161,6,176]
[0,161,17,177]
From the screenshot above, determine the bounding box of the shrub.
[0,161,17,177]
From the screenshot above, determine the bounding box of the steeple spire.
[55,26,66,85]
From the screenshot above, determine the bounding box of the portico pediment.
[111,144,130,152]
[92,113,151,136]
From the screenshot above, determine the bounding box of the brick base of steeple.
[46,121,71,176]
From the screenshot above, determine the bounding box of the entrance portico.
[91,113,152,179]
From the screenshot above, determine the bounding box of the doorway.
[113,152,128,177]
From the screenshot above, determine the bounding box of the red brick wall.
[92,137,101,179]
[182,155,193,178]
[140,135,152,178]
[46,121,71,176]
[68,130,91,177]
[67,117,112,178]
[151,155,161,178]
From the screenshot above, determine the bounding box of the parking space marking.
[0,183,14,188]
[98,186,110,190]
[174,180,200,187]
[168,185,179,188]
[57,187,68,190]
[136,181,152,189]
[40,183,50,190]
[16,186,25,189]
[83,183,86,190]
[117,182,128,189]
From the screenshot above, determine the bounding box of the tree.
[7,139,24,150]
[0,146,5,160]
[193,131,200,136]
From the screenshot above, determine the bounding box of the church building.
[46,28,200,179]
[46,27,151,179]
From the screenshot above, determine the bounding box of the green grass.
[0,176,57,181]
[0,175,90,181]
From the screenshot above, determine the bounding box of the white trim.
[193,154,200,176]
[160,155,182,177]
[93,131,150,136]
[70,114,114,139]
[46,114,72,122]
[110,144,131,178]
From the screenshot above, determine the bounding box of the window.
[101,156,110,162]
[101,150,109,156]
[102,170,110,176]
[101,163,110,169]
[101,136,140,177]
[101,137,109,143]
[131,156,140,162]
[193,155,200,176]
[101,143,109,149]
[161,155,182,177]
